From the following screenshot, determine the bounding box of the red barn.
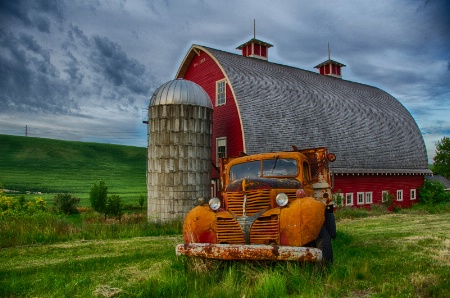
[175,37,431,208]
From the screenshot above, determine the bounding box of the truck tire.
[315,225,333,265]
[325,212,336,239]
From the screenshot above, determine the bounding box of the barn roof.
[180,45,430,174]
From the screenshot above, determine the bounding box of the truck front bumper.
[176,243,322,262]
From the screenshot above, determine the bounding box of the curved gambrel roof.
[189,45,430,174]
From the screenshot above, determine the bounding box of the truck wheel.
[315,225,333,265]
[325,212,336,239]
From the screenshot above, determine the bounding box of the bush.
[89,181,108,218]
[106,194,123,221]
[139,194,146,211]
[382,191,394,209]
[333,190,344,207]
[1,190,48,217]
[53,193,80,215]
[419,179,450,205]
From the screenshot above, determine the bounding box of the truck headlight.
[276,193,289,207]
[209,197,221,211]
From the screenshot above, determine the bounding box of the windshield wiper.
[270,155,279,174]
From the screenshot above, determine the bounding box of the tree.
[89,181,108,218]
[53,193,80,215]
[106,194,123,222]
[433,136,450,179]
[419,179,450,205]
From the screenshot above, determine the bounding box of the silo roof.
[149,79,212,108]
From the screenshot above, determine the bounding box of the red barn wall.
[180,50,244,178]
[333,174,424,208]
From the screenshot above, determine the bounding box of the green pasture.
[0,134,147,206]
[1,211,448,297]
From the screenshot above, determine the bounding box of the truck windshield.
[229,158,298,181]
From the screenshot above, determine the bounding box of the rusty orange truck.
[176,147,336,264]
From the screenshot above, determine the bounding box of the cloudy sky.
[0,0,449,162]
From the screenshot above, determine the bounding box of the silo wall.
[147,104,212,221]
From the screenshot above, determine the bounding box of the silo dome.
[147,79,213,222]
[150,79,213,108]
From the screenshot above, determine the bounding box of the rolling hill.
[0,134,147,205]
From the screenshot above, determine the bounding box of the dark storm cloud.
[90,35,150,95]
[0,0,64,33]
[0,32,78,114]
[0,0,448,154]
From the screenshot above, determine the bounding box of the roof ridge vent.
[236,20,273,61]
[314,43,346,78]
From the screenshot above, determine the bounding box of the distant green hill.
[0,134,147,205]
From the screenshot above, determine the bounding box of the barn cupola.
[314,44,346,79]
[237,20,273,61]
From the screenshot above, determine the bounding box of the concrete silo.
[147,79,213,222]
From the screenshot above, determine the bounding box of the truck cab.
[176,147,336,264]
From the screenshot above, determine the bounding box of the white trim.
[216,79,226,106]
[177,46,247,152]
[357,192,365,205]
[216,137,227,166]
[396,190,403,201]
[345,193,353,206]
[410,189,416,200]
[365,192,373,204]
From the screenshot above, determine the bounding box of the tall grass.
[1,211,449,297]
[0,212,182,248]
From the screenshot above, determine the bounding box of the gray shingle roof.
[201,46,430,174]
[426,175,450,190]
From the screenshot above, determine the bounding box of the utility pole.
[25,125,28,136]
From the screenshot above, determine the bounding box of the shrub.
[53,193,80,215]
[333,190,344,207]
[139,194,146,211]
[1,193,48,217]
[419,179,450,205]
[382,191,394,209]
[89,181,108,218]
[106,194,123,221]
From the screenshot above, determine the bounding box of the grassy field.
[1,211,449,297]
[1,134,449,297]
[0,134,147,206]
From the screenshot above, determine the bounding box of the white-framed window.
[216,79,226,106]
[365,192,373,204]
[396,190,403,201]
[382,190,389,202]
[216,137,227,166]
[345,193,353,206]
[357,192,365,205]
[410,189,416,200]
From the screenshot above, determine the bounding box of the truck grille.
[226,189,271,216]
[217,190,281,245]
[250,215,279,244]
[217,216,245,244]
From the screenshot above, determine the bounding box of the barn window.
[382,190,389,202]
[365,192,373,204]
[345,193,353,206]
[357,192,364,205]
[216,137,227,166]
[396,190,403,201]
[216,79,226,106]
[410,189,416,200]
